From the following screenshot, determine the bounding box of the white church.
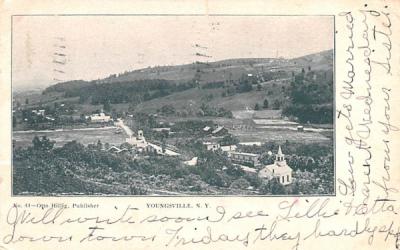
[258,146,293,185]
[126,130,148,149]
[125,130,180,156]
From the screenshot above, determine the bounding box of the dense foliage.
[13,136,334,196]
[45,79,196,106]
[283,69,333,124]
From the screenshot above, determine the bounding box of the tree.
[32,136,55,151]
[269,178,286,194]
[282,70,333,123]
[219,134,239,146]
[103,100,111,112]
[254,103,260,110]
[161,140,166,153]
[259,178,287,195]
[161,104,175,115]
[96,140,103,150]
[230,178,250,189]
[128,102,136,112]
[80,114,86,122]
[263,99,269,109]
[272,100,281,110]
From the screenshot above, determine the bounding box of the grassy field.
[232,109,282,119]
[134,81,288,114]
[13,127,127,148]
[230,129,331,144]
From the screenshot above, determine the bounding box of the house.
[221,145,237,152]
[45,116,55,121]
[240,165,257,174]
[163,147,180,156]
[212,126,225,135]
[221,145,237,157]
[126,130,179,156]
[89,113,111,123]
[258,146,293,186]
[107,146,129,154]
[146,143,180,156]
[203,142,221,151]
[230,152,260,166]
[152,127,171,134]
[184,157,198,166]
[32,109,45,116]
[203,126,211,132]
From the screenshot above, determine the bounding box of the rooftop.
[203,141,219,145]
[212,126,224,134]
[261,162,292,175]
[230,151,259,157]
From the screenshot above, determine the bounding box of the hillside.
[15,49,333,122]
[102,50,332,83]
[42,49,332,92]
[133,81,288,114]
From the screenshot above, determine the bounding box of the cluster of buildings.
[30,109,55,122]
[125,130,180,156]
[203,141,292,186]
[32,109,46,116]
[203,125,227,136]
[112,118,292,187]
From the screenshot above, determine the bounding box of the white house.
[184,157,198,166]
[221,145,237,152]
[258,146,293,185]
[203,142,220,151]
[240,165,257,174]
[89,113,111,123]
[203,126,211,132]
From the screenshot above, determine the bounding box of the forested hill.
[43,49,333,94]
[37,49,333,124]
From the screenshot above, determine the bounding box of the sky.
[12,15,334,90]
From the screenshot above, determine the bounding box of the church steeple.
[275,146,285,165]
[277,146,283,156]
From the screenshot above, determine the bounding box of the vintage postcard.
[0,0,399,249]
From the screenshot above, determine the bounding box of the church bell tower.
[275,146,285,166]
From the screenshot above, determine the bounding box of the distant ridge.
[44,49,333,93]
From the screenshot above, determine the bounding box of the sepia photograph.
[12,15,334,196]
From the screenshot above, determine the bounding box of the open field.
[134,81,289,114]
[13,127,127,148]
[230,129,331,144]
